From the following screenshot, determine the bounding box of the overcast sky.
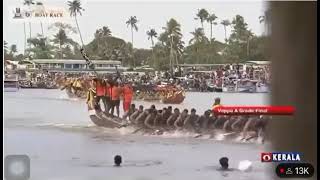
[4,0,267,53]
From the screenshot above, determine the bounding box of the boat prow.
[88,109,123,128]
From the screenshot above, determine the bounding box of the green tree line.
[4,1,270,70]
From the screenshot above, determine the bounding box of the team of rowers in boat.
[61,76,185,104]
[89,93,268,141]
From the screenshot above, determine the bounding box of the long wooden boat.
[88,108,124,128]
[160,91,185,104]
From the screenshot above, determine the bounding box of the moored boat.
[4,74,19,92]
[160,91,185,104]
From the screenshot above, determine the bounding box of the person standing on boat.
[122,82,134,118]
[86,78,98,111]
[111,82,122,117]
[212,97,221,110]
[104,80,112,115]
[212,97,226,129]
[130,105,144,122]
[95,79,107,112]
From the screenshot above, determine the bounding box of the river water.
[4,89,274,180]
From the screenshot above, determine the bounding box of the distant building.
[16,59,128,73]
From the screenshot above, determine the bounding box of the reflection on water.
[4,89,271,180]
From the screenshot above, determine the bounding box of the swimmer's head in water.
[219,157,229,170]
[114,155,122,166]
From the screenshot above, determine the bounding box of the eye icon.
[263,154,271,161]
[261,153,272,162]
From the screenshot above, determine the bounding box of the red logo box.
[261,152,272,162]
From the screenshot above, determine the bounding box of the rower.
[183,108,199,132]
[162,106,173,124]
[154,109,164,127]
[130,105,144,122]
[144,109,157,130]
[197,110,211,131]
[174,109,188,130]
[135,105,155,126]
[123,104,137,122]
[166,108,180,127]
[241,116,259,140]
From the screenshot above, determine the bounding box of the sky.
[4,0,267,54]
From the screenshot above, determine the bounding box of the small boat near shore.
[160,91,185,104]
[4,74,19,92]
[19,79,58,89]
[222,79,270,93]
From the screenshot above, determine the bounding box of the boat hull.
[88,109,123,128]
[4,87,19,92]
[213,87,223,92]
[161,93,185,104]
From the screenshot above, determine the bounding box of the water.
[4,89,273,180]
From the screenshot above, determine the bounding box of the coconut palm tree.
[24,23,27,54]
[94,26,112,53]
[102,26,112,37]
[189,28,208,45]
[36,1,45,36]
[23,0,35,49]
[146,28,158,67]
[207,13,218,42]
[195,9,209,30]
[246,30,254,57]
[259,9,271,35]
[52,29,75,58]
[27,35,55,59]
[126,16,138,67]
[221,19,231,43]
[48,22,78,34]
[68,0,85,46]
[146,28,157,47]
[162,18,183,74]
[94,26,111,39]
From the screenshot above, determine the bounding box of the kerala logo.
[12,6,65,20]
[13,8,23,19]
